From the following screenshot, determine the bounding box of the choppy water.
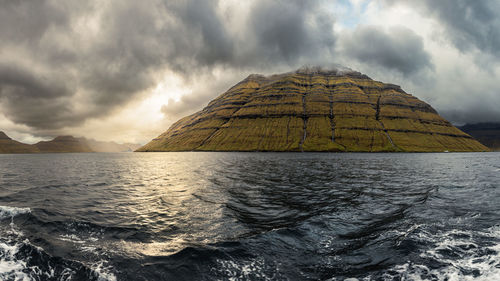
[0,152,499,281]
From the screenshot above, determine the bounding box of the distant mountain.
[0,133,141,153]
[0,131,39,153]
[458,123,500,151]
[35,136,94,153]
[85,138,141,152]
[138,68,487,152]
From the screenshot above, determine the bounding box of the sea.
[0,152,499,281]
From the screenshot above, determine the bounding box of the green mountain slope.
[139,68,488,152]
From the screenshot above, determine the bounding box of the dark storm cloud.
[0,0,169,130]
[161,0,235,72]
[247,0,336,64]
[0,63,70,99]
[0,61,78,129]
[341,26,433,76]
[163,0,337,71]
[170,0,234,66]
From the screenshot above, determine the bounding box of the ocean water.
[0,152,499,281]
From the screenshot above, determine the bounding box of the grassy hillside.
[138,68,488,152]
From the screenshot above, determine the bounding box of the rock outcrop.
[0,131,40,153]
[458,123,500,151]
[138,67,488,152]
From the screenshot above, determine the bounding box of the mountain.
[34,136,141,153]
[458,123,500,151]
[85,138,141,152]
[0,131,40,153]
[0,133,141,153]
[138,68,488,152]
[34,136,94,153]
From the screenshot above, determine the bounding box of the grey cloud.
[442,108,500,125]
[164,0,337,71]
[248,0,335,64]
[0,0,69,43]
[161,95,208,121]
[0,62,78,129]
[341,26,433,76]
[161,0,235,72]
[385,0,500,58]
[379,0,500,124]
[0,63,70,99]
[161,72,241,121]
[177,0,234,65]
[0,0,171,131]
[160,0,339,120]
[0,0,339,134]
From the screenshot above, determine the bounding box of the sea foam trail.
[383,225,500,281]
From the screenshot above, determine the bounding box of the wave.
[0,205,117,281]
[0,238,117,281]
[380,225,500,281]
[0,205,30,220]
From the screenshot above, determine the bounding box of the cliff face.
[144,68,486,152]
[0,131,40,153]
[458,123,500,151]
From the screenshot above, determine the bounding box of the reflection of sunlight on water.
[107,153,234,256]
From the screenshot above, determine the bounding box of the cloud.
[2,0,500,143]
[0,0,170,132]
[0,0,339,137]
[340,25,433,76]
[374,0,500,124]
[384,0,500,59]
[246,0,336,65]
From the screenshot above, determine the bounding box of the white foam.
[0,241,32,281]
[383,225,500,281]
[91,261,117,281]
[58,234,85,244]
[58,233,98,253]
[1,240,117,281]
[213,257,282,281]
[0,205,30,220]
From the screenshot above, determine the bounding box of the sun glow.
[137,72,192,122]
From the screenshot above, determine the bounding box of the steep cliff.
[0,131,40,153]
[138,68,488,152]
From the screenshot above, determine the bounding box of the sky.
[1,0,500,144]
